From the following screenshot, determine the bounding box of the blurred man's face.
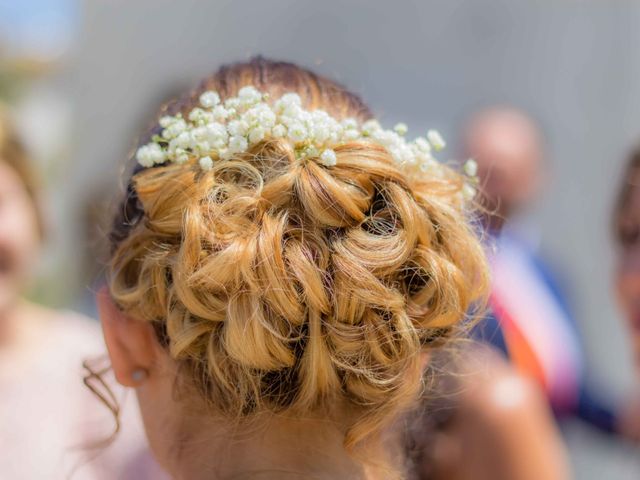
[474,134,542,217]
[0,161,39,315]
[464,109,544,228]
[616,175,640,368]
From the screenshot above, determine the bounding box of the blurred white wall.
[45,1,640,477]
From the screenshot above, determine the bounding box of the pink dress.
[0,310,168,479]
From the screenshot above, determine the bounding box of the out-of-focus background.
[2,0,639,477]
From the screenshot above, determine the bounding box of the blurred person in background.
[412,345,571,480]
[465,106,633,437]
[613,145,640,441]
[0,107,164,479]
[615,146,640,369]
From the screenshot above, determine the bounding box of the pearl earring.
[131,368,148,384]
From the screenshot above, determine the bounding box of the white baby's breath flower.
[225,97,241,110]
[199,156,214,171]
[401,144,416,164]
[343,129,360,141]
[238,86,262,107]
[311,110,330,122]
[139,87,466,187]
[227,120,249,137]
[280,105,303,121]
[176,131,192,148]
[244,104,276,128]
[342,130,360,142]
[389,144,413,165]
[394,123,408,136]
[362,119,381,136]
[259,108,277,127]
[175,150,190,164]
[166,140,178,158]
[272,124,287,138]
[204,123,228,148]
[413,137,432,154]
[248,126,266,144]
[212,105,231,121]
[287,123,308,143]
[135,147,153,168]
[191,126,207,142]
[311,123,330,143]
[162,118,187,139]
[335,118,361,142]
[136,143,165,167]
[228,135,248,153]
[159,115,178,128]
[199,91,220,108]
[427,130,446,151]
[327,125,342,144]
[300,145,319,158]
[188,108,214,125]
[275,93,302,113]
[188,108,203,122]
[195,141,211,155]
[370,128,395,147]
[463,158,478,177]
[319,149,337,167]
[341,118,358,130]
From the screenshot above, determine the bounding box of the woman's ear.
[96,286,157,387]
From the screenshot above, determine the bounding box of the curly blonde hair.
[108,58,488,456]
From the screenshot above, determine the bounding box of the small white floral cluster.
[135,86,478,199]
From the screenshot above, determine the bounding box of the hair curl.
[108,58,488,458]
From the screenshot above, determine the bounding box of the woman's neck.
[0,299,44,348]
[168,413,399,480]
[0,300,54,382]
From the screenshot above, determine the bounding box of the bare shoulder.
[448,345,571,480]
[456,346,548,420]
[21,301,104,358]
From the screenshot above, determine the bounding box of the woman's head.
[614,146,640,368]
[0,108,41,316]
[99,58,488,476]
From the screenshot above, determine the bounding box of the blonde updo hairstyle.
[109,58,488,458]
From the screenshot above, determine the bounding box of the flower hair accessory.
[136,86,478,198]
